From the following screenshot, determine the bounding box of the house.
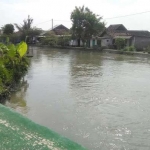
[51,24,70,35]
[51,24,98,48]
[127,30,150,50]
[99,24,150,50]
[39,24,98,48]
[40,24,70,36]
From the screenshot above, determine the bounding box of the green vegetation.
[2,24,15,35]
[0,41,29,101]
[71,6,105,46]
[0,16,41,44]
[57,34,71,46]
[123,46,136,52]
[115,38,125,50]
[41,31,71,47]
[41,31,57,46]
[14,15,42,41]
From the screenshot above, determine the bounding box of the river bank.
[0,104,86,150]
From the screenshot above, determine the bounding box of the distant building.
[99,24,150,50]
[40,24,70,36]
[40,24,98,48]
[51,24,70,35]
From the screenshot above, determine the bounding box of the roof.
[128,30,150,37]
[114,35,132,39]
[100,24,127,37]
[52,24,69,35]
[107,24,127,32]
[100,24,150,38]
[51,24,69,30]
[109,32,130,36]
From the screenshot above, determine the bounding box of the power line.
[36,19,71,26]
[54,20,71,22]
[105,10,150,20]
[35,10,150,26]
[35,19,52,26]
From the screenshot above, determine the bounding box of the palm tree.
[14,15,33,32]
[14,15,42,42]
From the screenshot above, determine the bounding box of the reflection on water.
[5,47,150,150]
[5,78,29,114]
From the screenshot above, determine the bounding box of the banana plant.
[16,42,28,58]
[0,41,29,88]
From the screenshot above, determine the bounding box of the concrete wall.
[101,38,113,47]
[134,36,150,50]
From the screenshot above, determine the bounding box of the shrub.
[115,38,125,50]
[0,41,29,99]
[128,46,136,51]
[57,36,71,46]
[122,46,136,52]
[122,47,129,51]
[41,36,57,46]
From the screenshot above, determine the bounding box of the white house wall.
[90,40,93,48]
[69,40,78,46]
[69,39,97,47]
[101,39,112,47]
[69,39,84,46]
[95,40,97,46]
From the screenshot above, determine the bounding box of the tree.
[71,6,105,46]
[2,24,14,35]
[14,15,33,32]
[14,15,41,41]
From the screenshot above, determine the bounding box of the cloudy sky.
[1,0,150,31]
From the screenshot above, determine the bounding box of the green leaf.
[17,42,28,57]
[7,44,16,57]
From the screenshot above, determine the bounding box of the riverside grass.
[0,104,87,150]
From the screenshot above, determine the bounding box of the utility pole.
[52,19,53,29]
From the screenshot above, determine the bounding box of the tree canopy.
[15,15,33,32]
[14,15,42,41]
[71,6,105,44]
[2,24,14,35]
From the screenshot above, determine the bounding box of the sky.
[1,0,150,31]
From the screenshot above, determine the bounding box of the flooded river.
[5,47,150,150]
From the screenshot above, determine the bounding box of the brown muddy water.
[5,47,150,150]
